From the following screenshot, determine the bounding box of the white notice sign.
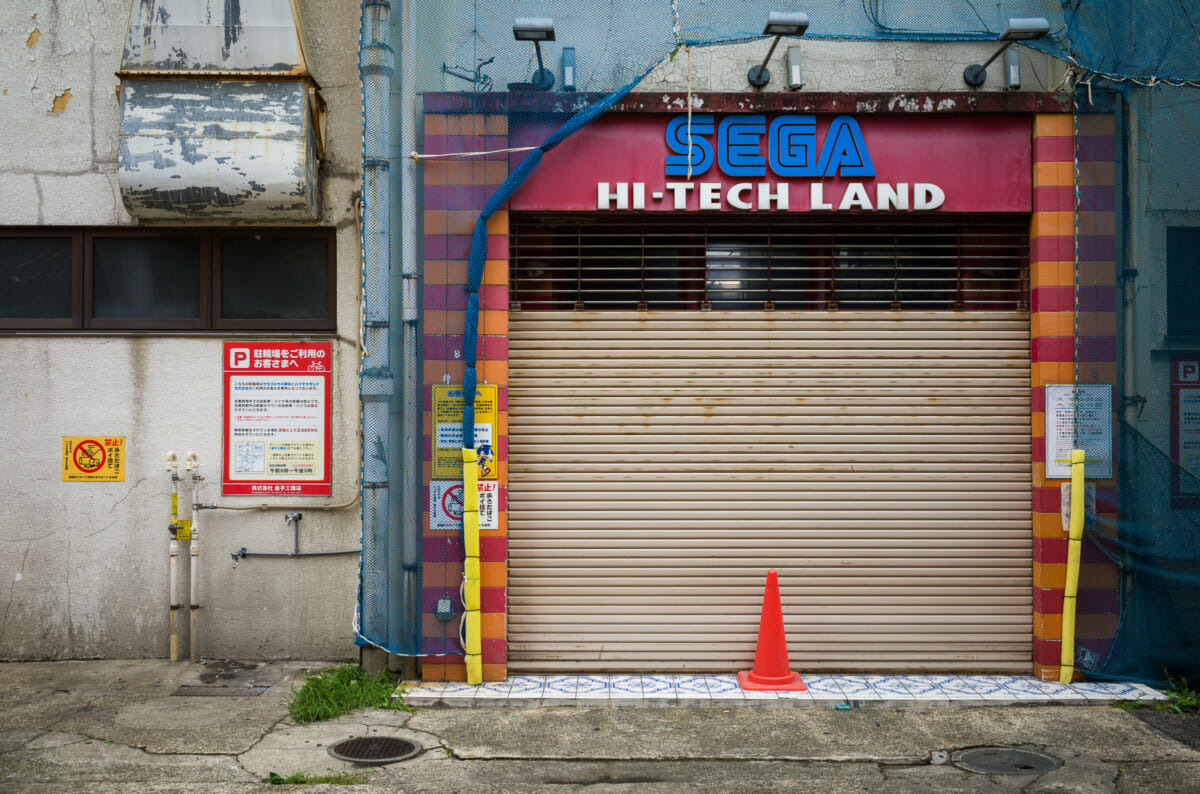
[1045,384,1113,479]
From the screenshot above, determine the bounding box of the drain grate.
[953,746,1061,775]
[328,736,421,766]
[172,686,269,697]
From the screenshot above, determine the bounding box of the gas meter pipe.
[186,451,202,662]
[166,452,181,662]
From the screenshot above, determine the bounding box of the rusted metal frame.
[423,91,1072,115]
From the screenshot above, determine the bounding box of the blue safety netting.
[1077,421,1200,687]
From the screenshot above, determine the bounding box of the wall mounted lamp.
[513,17,556,91]
[962,17,1050,88]
[748,11,809,89]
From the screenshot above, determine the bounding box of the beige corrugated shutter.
[507,310,1031,673]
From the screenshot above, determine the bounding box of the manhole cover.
[328,736,421,765]
[953,746,1062,775]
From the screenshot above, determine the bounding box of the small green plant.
[1112,676,1200,715]
[284,664,413,724]
[1156,677,1200,714]
[266,770,373,785]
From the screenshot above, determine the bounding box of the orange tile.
[1032,411,1045,438]
[486,210,509,236]
[1034,114,1073,138]
[1034,511,1066,539]
[1077,114,1114,136]
[1032,310,1074,339]
[423,562,452,588]
[1030,262,1073,289]
[481,359,509,386]
[480,310,508,336]
[483,663,507,681]
[1078,260,1116,286]
[1035,562,1066,589]
[481,561,507,588]
[1079,161,1115,187]
[1035,611,1063,639]
[1078,211,1115,237]
[481,612,506,639]
[426,259,470,286]
[497,410,508,437]
[1032,361,1070,388]
[1031,211,1074,238]
[421,664,446,681]
[445,663,467,682]
[1080,561,1119,589]
[1078,362,1117,384]
[1034,663,1062,681]
[425,115,450,135]
[482,258,509,286]
[447,210,482,236]
[424,310,466,337]
[1075,613,1119,640]
[483,114,509,135]
[424,159,508,186]
[423,210,449,235]
[479,510,508,537]
[1034,161,1073,188]
[425,359,466,385]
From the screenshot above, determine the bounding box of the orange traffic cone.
[738,569,806,691]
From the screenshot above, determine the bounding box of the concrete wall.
[0,1,364,660]
[635,40,1065,94]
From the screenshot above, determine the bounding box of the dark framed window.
[1167,227,1200,339]
[0,228,335,331]
[510,214,1029,311]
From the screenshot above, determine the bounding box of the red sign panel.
[1173,358,1200,504]
[509,113,1031,213]
[222,341,333,496]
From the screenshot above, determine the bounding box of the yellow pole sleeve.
[462,447,483,684]
[1059,448,1086,684]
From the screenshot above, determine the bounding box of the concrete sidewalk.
[1,660,1198,792]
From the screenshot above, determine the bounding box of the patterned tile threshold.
[397,674,1165,708]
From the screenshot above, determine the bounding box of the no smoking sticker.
[430,480,499,530]
[63,436,125,481]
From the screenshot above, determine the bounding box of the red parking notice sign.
[223,341,332,496]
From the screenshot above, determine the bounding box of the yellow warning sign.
[174,519,192,541]
[62,436,125,482]
[432,386,498,480]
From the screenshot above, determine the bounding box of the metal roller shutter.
[507,310,1032,673]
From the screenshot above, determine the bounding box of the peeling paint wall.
[0,1,363,660]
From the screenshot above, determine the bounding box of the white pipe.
[186,450,200,662]
[166,451,180,662]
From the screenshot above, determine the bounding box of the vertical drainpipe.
[390,0,421,658]
[359,1,398,648]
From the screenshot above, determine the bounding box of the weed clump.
[285,664,412,723]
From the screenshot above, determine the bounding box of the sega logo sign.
[665,114,873,178]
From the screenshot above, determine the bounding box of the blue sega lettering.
[665,113,875,179]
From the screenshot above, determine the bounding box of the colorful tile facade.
[1030,112,1119,681]
[421,107,1118,683]
[422,108,510,682]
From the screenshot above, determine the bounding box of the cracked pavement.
[1,660,1198,792]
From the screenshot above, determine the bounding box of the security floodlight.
[513,17,556,90]
[748,12,809,89]
[963,16,1050,88]
[513,18,554,41]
